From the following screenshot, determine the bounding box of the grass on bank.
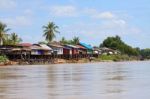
[94,54,138,62]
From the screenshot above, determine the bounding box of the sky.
[0,0,150,48]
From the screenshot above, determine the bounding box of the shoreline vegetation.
[0,21,150,66]
[0,54,148,66]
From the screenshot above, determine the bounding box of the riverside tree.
[0,22,10,45]
[100,35,139,56]
[43,22,60,43]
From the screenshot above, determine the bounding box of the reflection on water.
[0,61,150,99]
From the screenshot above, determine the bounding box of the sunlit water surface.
[0,61,150,99]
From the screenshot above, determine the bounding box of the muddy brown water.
[0,61,150,99]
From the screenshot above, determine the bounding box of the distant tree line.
[100,35,140,56]
[60,36,80,45]
[140,49,150,59]
[100,35,150,59]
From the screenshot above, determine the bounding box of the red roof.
[18,43,32,47]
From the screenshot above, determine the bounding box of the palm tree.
[0,22,10,45]
[10,33,22,45]
[43,22,59,43]
[72,36,80,45]
[60,37,67,44]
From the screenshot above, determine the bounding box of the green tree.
[10,33,22,45]
[140,48,150,59]
[100,35,139,56]
[60,36,80,45]
[3,33,22,45]
[43,22,59,42]
[72,36,80,45]
[0,22,10,45]
[60,37,67,44]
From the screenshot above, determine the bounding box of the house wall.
[44,50,52,55]
[31,50,44,55]
[72,49,79,55]
[79,49,87,54]
[51,47,63,55]
[63,48,71,55]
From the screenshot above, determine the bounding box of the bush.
[0,55,8,63]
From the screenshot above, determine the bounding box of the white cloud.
[0,9,34,27]
[94,12,116,19]
[101,19,127,30]
[1,16,32,27]
[83,8,129,31]
[59,18,142,46]
[84,8,116,19]
[50,5,77,17]
[0,0,16,9]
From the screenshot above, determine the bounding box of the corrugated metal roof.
[79,42,93,50]
[65,44,79,49]
[39,44,53,50]
[48,44,64,48]
[63,45,72,50]
[30,45,43,50]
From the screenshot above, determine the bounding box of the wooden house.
[93,47,102,55]
[63,45,80,59]
[31,44,52,55]
[17,43,32,57]
[62,45,72,59]
[38,44,53,55]
[63,45,72,55]
[0,45,31,60]
[78,42,93,55]
[76,45,87,54]
[99,47,120,55]
[48,43,64,55]
[64,45,79,55]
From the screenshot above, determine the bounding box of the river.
[0,61,150,99]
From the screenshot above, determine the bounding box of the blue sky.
[0,0,150,48]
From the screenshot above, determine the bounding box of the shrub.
[0,55,8,63]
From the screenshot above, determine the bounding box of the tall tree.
[100,35,139,56]
[72,36,80,45]
[43,22,59,42]
[0,22,10,45]
[10,33,22,45]
[60,37,67,44]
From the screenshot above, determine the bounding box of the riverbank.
[0,54,146,66]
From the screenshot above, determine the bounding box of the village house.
[17,43,32,60]
[76,45,87,58]
[93,47,102,55]
[48,42,64,55]
[64,44,79,59]
[99,47,120,55]
[30,44,52,55]
[62,45,72,59]
[78,42,93,55]
[0,45,22,60]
